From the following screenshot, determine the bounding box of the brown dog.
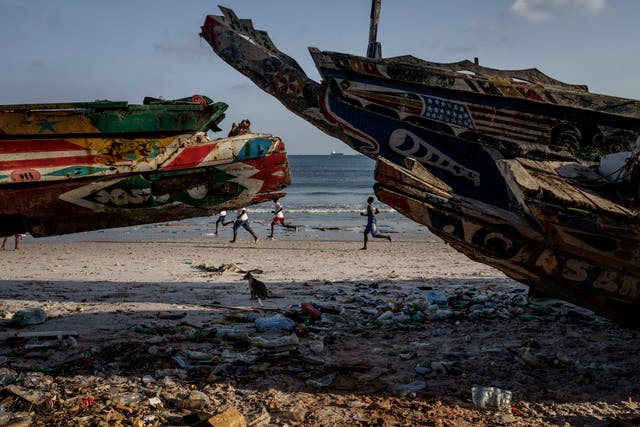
[243,271,268,300]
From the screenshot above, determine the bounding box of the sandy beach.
[1,234,639,426]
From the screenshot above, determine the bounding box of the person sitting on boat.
[237,119,252,135]
[228,122,239,137]
[360,196,391,250]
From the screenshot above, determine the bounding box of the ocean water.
[36,155,430,243]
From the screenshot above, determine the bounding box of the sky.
[1,0,639,155]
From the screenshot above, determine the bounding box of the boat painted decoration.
[0,96,228,184]
[202,6,640,328]
[201,7,640,165]
[0,95,226,137]
[312,51,640,160]
[200,6,640,213]
[0,132,290,237]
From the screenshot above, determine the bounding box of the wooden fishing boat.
[0,95,227,185]
[201,6,640,210]
[0,132,290,237]
[201,5,640,327]
[374,157,640,329]
[0,95,291,237]
[0,95,226,137]
[201,6,640,160]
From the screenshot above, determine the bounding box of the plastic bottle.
[254,316,296,332]
[301,302,322,320]
[0,368,17,386]
[250,334,299,349]
[111,392,145,407]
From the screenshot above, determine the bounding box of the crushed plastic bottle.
[249,334,299,350]
[306,372,337,388]
[0,368,17,386]
[111,392,145,407]
[377,311,394,321]
[471,385,512,411]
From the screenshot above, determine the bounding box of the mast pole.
[366,0,382,59]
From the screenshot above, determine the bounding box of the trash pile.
[1,276,638,426]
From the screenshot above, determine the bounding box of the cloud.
[510,0,607,23]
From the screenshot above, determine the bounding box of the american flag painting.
[339,78,554,146]
[465,102,552,144]
[421,96,474,128]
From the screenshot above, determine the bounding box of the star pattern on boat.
[37,119,60,134]
[423,97,473,128]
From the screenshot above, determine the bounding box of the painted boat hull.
[310,49,640,162]
[202,7,640,327]
[202,8,640,165]
[0,95,227,138]
[0,133,291,237]
[0,96,229,186]
[374,157,640,329]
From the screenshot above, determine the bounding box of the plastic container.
[254,316,296,332]
[424,290,447,305]
[599,151,631,182]
[11,307,47,326]
[471,385,512,411]
[183,390,210,410]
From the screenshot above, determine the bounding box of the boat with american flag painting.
[201,5,640,213]
[0,95,291,237]
[202,4,640,328]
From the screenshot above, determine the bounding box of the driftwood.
[195,263,263,276]
[205,304,282,313]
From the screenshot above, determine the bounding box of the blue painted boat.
[201,5,640,328]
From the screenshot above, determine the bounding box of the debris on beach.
[1,256,639,426]
[195,262,263,276]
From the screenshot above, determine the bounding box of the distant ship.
[330,150,344,155]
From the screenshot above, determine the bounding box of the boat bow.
[201,7,345,142]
